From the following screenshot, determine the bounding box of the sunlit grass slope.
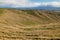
[0,9,60,40]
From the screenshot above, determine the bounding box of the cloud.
[0,0,60,7]
[0,0,41,7]
[40,2,60,7]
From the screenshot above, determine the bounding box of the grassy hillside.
[0,9,60,40]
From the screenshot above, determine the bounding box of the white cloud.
[0,0,60,7]
[41,2,60,7]
[49,2,60,7]
[0,0,41,7]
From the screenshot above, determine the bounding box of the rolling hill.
[0,9,60,40]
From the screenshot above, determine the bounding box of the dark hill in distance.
[1,5,60,10]
[14,6,60,10]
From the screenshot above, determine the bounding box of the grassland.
[0,9,60,40]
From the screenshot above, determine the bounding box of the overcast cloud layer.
[0,0,60,8]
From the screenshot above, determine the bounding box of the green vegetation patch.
[0,9,4,15]
[22,10,40,17]
[20,20,36,26]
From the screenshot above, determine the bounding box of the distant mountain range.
[0,5,60,10]
[34,6,60,10]
[14,6,60,10]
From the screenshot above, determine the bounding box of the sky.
[0,0,60,8]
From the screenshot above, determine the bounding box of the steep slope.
[0,9,60,40]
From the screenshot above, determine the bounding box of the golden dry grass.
[0,9,60,40]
